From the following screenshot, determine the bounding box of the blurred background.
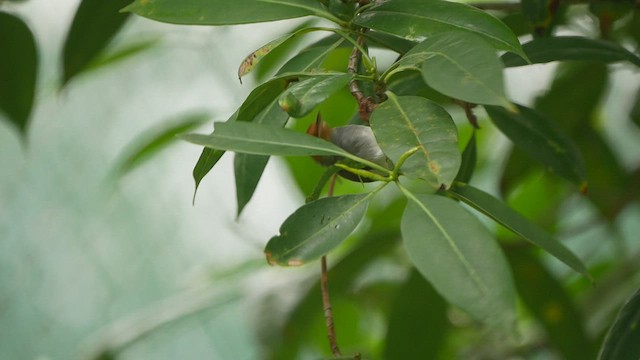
[1,0,640,359]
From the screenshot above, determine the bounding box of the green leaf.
[383,32,510,108]
[276,35,346,75]
[238,25,320,82]
[258,0,343,24]
[400,191,516,325]
[252,20,316,82]
[234,99,289,217]
[455,131,477,183]
[112,112,210,177]
[485,104,587,189]
[183,122,377,167]
[383,270,448,360]
[123,0,315,25]
[264,193,375,266]
[0,12,37,136]
[502,36,640,67]
[354,0,525,58]
[364,31,417,54]
[192,78,288,198]
[62,0,132,85]
[598,287,640,360]
[507,247,596,360]
[278,73,352,118]
[268,206,403,359]
[370,93,460,190]
[449,183,590,279]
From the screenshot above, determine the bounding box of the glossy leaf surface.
[401,192,516,325]
[449,183,590,278]
[124,0,315,25]
[507,247,595,360]
[0,12,37,135]
[183,122,359,160]
[598,287,640,360]
[192,78,287,197]
[264,193,373,266]
[384,270,448,359]
[234,100,289,216]
[354,0,525,57]
[278,73,352,118]
[370,94,460,190]
[62,0,131,84]
[502,36,640,67]
[485,104,587,189]
[258,0,342,23]
[416,32,510,107]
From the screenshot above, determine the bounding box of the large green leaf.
[354,0,525,58]
[123,0,315,25]
[400,191,516,325]
[370,93,460,190]
[0,12,37,136]
[278,73,352,118]
[234,99,289,217]
[62,0,132,85]
[485,104,587,189]
[184,122,382,170]
[502,36,640,67]
[192,78,288,198]
[258,0,343,24]
[264,193,374,266]
[507,247,596,360]
[394,32,510,107]
[449,183,590,279]
[383,270,448,360]
[112,112,210,177]
[598,287,640,360]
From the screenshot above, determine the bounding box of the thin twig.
[321,255,342,357]
[348,35,376,122]
[454,100,480,129]
[321,174,342,357]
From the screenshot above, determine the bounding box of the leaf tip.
[265,251,277,266]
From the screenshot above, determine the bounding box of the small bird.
[306,114,392,181]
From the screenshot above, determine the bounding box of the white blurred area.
[0,1,308,359]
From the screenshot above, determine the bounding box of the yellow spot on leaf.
[543,301,564,324]
[287,259,304,266]
[429,160,441,174]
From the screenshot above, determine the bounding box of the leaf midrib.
[404,190,490,295]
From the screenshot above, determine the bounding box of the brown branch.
[454,100,480,129]
[321,255,342,357]
[321,174,342,357]
[348,35,376,122]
